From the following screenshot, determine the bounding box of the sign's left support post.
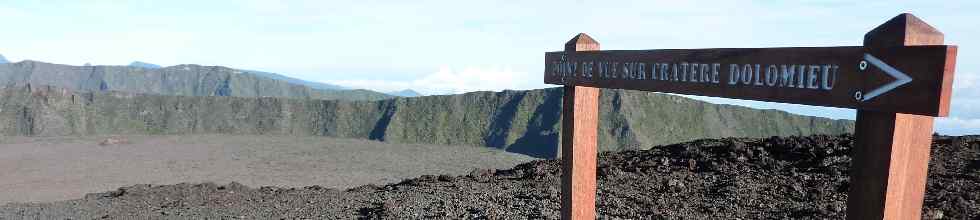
[560,33,600,220]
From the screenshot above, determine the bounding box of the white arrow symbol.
[859,53,913,102]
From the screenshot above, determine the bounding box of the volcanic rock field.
[2,134,977,219]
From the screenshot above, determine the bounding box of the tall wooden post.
[847,13,948,220]
[560,33,600,220]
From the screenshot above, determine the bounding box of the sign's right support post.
[847,13,946,220]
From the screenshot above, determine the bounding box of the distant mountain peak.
[0,54,9,64]
[238,69,347,90]
[129,61,162,69]
[388,89,423,97]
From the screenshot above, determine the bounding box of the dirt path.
[0,135,533,204]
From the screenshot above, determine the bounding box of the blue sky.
[0,0,978,135]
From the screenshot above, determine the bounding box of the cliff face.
[0,86,853,158]
[0,61,391,101]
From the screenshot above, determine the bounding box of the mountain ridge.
[240,69,347,90]
[0,60,390,101]
[0,85,853,158]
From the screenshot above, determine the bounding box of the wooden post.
[560,33,600,220]
[546,13,956,220]
[847,13,947,220]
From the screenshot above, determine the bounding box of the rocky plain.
[0,135,533,204]
[1,134,977,219]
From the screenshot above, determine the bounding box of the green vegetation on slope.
[0,86,853,158]
[0,61,391,101]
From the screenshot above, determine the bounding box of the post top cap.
[565,33,597,46]
[865,13,944,47]
[565,33,600,51]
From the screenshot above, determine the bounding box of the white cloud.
[935,72,980,135]
[936,117,980,136]
[326,66,538,95]
[954,72,978,90]
[243,0,289,15]
[0,6,27,18]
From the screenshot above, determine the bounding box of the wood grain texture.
[560,33,600,220]
[846,13,943,220]
[848,111,935,220]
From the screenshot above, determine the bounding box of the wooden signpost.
[546,13,958,220]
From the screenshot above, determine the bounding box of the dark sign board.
[544,46,956,116]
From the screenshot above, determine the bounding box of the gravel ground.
[0,135,533,204]
[1,134,977,219]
